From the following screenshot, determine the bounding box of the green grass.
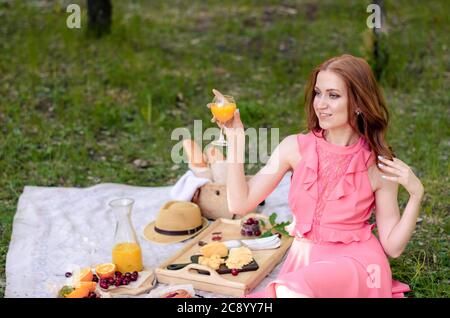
[0,0,449,297]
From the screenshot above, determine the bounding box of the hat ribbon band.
[154,224,203,236]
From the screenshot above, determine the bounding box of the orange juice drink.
[211,102,236,123]
[112,242,143,273]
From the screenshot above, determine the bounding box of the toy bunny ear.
[204,145,226,165]
[182,139,207,168]
[204,145,227,184]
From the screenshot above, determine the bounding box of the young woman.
[213,54,424,298]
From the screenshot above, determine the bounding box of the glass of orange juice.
[210,94,236,146]
[109,198,143,273]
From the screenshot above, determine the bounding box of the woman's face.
[313,70,350,131]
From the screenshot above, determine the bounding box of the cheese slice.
[225,246,253,269]
[199,254,225,270]
[200,242,228,258]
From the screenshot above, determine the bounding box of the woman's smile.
[318,111,332,119]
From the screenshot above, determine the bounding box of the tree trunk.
[87,0,112,37]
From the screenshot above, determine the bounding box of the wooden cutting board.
[155,214,293,297]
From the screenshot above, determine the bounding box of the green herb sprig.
[260,212,292,238]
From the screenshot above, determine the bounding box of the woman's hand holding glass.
[207,89,244,146]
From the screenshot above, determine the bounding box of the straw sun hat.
[143,201,209,244]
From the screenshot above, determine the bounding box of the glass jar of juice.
[109,198,143,273]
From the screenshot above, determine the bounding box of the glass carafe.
[109,198,143,273]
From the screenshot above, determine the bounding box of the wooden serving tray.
[155,213,293,297]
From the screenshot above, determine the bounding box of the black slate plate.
[191,255,259,274]
[166,255,259,275]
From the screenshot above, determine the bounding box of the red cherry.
[100,282,109,289]
[240,229,246,236]
[231,269,239,276]
[254,230,261,236]
[115,280,121,287]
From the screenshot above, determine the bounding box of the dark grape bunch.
[99,271,139,289]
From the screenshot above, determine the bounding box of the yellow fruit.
[75,268,94,283]
[65,286,90,298]
[95,263,116,279]
[76,281,97,292]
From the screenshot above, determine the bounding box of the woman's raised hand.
[377,156,424,199]
[207,88,244,134]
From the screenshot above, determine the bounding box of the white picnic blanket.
[5,173,293,298]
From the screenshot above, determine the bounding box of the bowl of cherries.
[240,217,262,237]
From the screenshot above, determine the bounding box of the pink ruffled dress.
[249,130,411,298]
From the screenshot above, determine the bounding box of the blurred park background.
[0,0,448,297]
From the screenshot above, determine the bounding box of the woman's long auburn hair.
[304,54,394,163]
